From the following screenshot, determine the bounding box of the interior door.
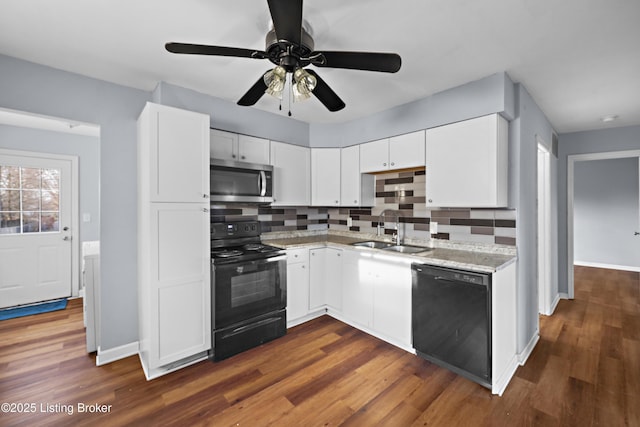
[0,153,72,308]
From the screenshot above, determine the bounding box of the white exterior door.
[0,153,72,308]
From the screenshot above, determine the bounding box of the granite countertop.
[263,231,516,273]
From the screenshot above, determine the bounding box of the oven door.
[213,254,286,329]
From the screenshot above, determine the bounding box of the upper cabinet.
[311,148,341,206]
[425,114,508,208]
[359,130,425,173]
[341,145,375,207]
[210,129,270,165]
[139,103,210,203]
[270,141,310,206]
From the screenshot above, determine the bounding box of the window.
[0,165,60,234]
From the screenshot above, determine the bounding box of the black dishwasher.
[411,263,491,388]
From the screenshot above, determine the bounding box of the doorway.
[0,150,78,307]
[567,150,640,297]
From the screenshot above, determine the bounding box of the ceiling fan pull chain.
[288,73,293,117]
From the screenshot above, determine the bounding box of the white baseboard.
[574,260,640,273]
[492,354,519,396]
[96,341,139,366]
[518,333,539,366]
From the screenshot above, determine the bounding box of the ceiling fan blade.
[311,51,402,73]
[267,0,303,45]
[306,70,345,112]
[165,42,267,59]
[237,72,270,106]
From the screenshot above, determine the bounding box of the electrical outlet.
[347,217,353,227]
[83,213,91,223]
[430,221,438,234]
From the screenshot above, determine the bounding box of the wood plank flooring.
[0,265,638,426]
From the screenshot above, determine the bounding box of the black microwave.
[210,158,273,203]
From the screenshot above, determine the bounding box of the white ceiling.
[1,0,639,133]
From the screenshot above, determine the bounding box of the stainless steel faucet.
[377,209,403,245]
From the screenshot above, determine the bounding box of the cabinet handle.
[302,265,305,269]
[428,199,433,203]
[241,155,246,160]
[391,162,395,166]
[354,200,358,204]
[203,194,209,199]
[383,162,387,166]
[232,154,236,158]
[203,208,209,213]
[335,200,339,204]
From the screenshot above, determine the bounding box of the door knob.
[635,231,639,236]
[63,226,69,231]
[63,236,70,241]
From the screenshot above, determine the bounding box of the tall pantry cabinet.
[137,102,211,380]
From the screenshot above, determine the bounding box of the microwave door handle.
[259,171,267,197]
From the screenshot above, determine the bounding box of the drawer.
[287,248,309,264]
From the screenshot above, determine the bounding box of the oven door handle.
[259,254,287,263]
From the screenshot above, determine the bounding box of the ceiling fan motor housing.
[265,28,315,71]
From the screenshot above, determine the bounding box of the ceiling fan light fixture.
[263,65,287,99]
[292,67,317,101]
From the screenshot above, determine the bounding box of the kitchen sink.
[351,241,393,249]
[381,245,431,254]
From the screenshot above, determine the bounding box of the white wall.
[574,157,639,269]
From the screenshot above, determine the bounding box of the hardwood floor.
[1,266,638,426]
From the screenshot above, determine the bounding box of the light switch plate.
[83,213,91,222]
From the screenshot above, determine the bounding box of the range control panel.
[211,221,260,239]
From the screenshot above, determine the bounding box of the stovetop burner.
[243,243,265,251]
[211,249,244,258]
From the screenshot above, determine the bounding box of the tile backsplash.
[210,169,516,246]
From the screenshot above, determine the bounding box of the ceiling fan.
[165,0,402,112]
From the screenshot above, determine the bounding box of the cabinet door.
[341,145,375,207]
[270,141,311,206]
[286,261,309,322]
[425,114,508,207]
[147,104,209,202]
[360,138,389,173]
[389,130,425,169]
[372,258,412,347]
[325,248,343,311]
[149,203,211,369]
[238,135,270,164]
[341,250,373,328]
[308,248,326,310]
[210,129,238,161]
[312,148,341,206]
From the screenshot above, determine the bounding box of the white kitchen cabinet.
[286,248,310,325]
[210,130,270,165]
[270,141,311,206]
[140,103,210,203]
[341,250,373,328]
[137,102,211,380]
[359,130,425,173]
[311,148,341,206]
[425,113,508,208]
[341,145,375,207]
[309,247,343,311]
[371,255,413,348]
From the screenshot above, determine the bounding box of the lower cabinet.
[341,249,413,350]
[371,256,413,348]
[309,247,343,311]
[286,248,310,326]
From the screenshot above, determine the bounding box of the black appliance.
[210,220,286,361]
[411,263,492,388]
[210,158,273,204]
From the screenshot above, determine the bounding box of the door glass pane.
[21,168,41,189]
[41,190,59,211]
[0,166,20,189]
[41,212,59,232]
[42,169,59,190]
[22,212,40,233]
[22,189,40,211]
[0,189,21,211]
[0,212,20,234]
